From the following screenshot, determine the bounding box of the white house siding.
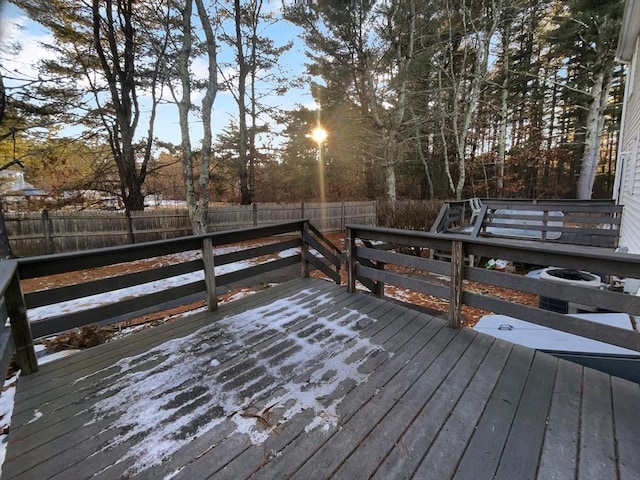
[617,20,640,254]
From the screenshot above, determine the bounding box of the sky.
[0,1,317,150]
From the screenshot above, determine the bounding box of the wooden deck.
[4,278,639,480]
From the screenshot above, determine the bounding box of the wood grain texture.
[5,278,639,480]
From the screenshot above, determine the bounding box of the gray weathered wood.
[301,222,310,278]
[214,238,301,266]
[304,250,340,284]
[346,230,356,293]
[216,255,301,287]
[18,221,305,279]
[307,221,342,264]
[5,278,638,480]
[288,326,464,479]
[0,262,17,379]
[578,368,617,480]
[493,352,556,480]
[355,264,449,300]
[465,265,640,315]
[383,338,512,480]
[24,259,204,309]
[453,344,534,478]
[334,332,493,480]
[303,231,341,268]
[610,376,640,480]
[537,360,582,479]
[355,244,451,276]
[5,270,38,374]
[201,237,217,311]
[448,240,464,329]
[463,291,640,352]
[0,323,14,382]
[30,280,207,338]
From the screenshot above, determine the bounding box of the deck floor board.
[4,277,639,480]
[493,351,557,480]
[579,368,617,480]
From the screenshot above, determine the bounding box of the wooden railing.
[0,220,342,378]
[0,261,38,375]
[431,200,472,233]
[473,200,622,247]
[346,225,640,353]
[432,199,622,249]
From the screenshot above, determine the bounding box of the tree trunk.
[194,0,218,233]
[385,143,397,201]
[93,0,148,212]
[496,21,510,197]
[576,69,613,199]
[174,0,197,231]
[233,0,251,206]
[411,108,434,199]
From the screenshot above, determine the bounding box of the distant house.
[0,169,47,210]
[614,0,640,253]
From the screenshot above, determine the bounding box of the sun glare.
[310,127,328,144]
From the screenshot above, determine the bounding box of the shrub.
[377,199,444,232]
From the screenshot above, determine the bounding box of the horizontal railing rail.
[346,224,640,353]
[12,220,342,355]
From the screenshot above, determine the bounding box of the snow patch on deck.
[82,287,387,476]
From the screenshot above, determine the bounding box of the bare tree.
[169,0,218,233]
[435,0,503,200]
[218,0,292,204]
[12,0,170,212]
[368,0,416,200]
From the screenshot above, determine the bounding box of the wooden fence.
[5,201,376,256]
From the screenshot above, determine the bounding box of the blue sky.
[0,1,316,150]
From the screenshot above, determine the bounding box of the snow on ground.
[71,288,387,477]
[28,244,300,321]
[0,373,18,469]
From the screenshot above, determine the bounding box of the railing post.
[448,240,464,329]
[6,270,38,374]
[301,222,310,278]
[346,227,356,293]
[252,203,258,227]
[375,262,385,298]
[201,237,218,311]
[42,209,54,254]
